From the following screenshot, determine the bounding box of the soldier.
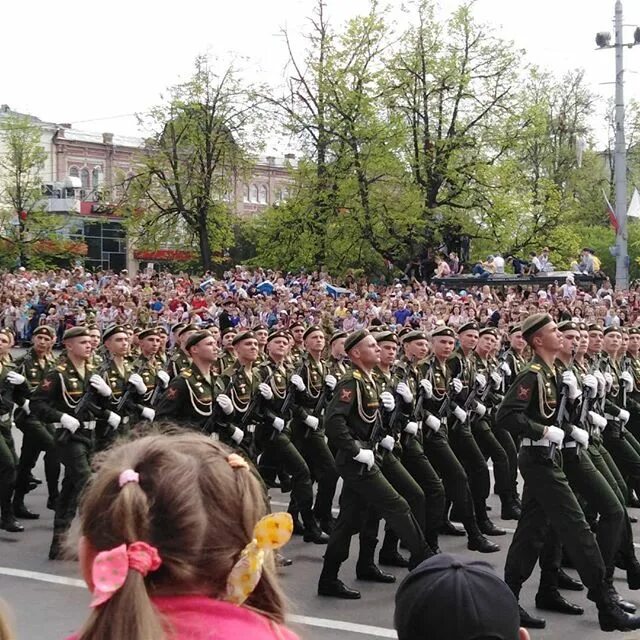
[87,324,103,367]
[499,313,640,632]
[290,326,339,534]
[129,328,171,414]
[13,326,59,519]
[288,321,306,367]
[447,322,505,536]
[0,328,32,532]
[167,323,198,379]
[327,331,349,381]
[472,327,520,520]
[502,324,527,385]
[218,327,238,371]
[32,327,115,558]
[317,330,432,600]
[156,325,169,367]
[253,324,269,364]
[420,326,499,554]
[155,330,234,431]
[372,330,445,564]
[169,322,186,354]
[255,329,328,544]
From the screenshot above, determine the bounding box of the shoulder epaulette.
[180,370,192,378]
[56,363,67,372]
[353,370,362,380]
[530,363,541,372]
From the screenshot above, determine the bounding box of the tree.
[0,114,64,266]
[124,56,261,271]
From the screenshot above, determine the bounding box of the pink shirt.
[66,595,300,640]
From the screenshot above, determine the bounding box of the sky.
[2,0,639,153]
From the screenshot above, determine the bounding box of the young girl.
[67,432,299,640]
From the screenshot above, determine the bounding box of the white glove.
[141,407,155,421]
[90,374,112,397]
[21,399,30,415]
[543,425,565,446]
[353,448,375,470]
[325,374,337,390]
[396,382,413,403]
[570,426,589,448]
[490,371,502,389]
[404,421,419,435]
[290,374,305,391]
[128,373,147,394]
[453,406,467,422]
[474,373,487,391]
[420,379,433,398]
[474,402,487,418]
[604,371,614,391]
[621,371,634,392]
[107,411,122,428]
[452,378,463,394]
[594,370,606,397]
[380,391,395,411]
[499,361,512,377]
[273,417,285,431]
[425,415,441,432]
[582,374,598,398]
[6,371,25,385]
[380,435,395,451]
[258,383,273,400]
[156,370,170,389]
[618,409,630,425]
[231,427,244,444]
[561,371,580,400]
[60,413,80,433]
[304,415,319,430]
[588,411,608,430]
[216,393,233,415]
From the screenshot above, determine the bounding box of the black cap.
[171,322,186,334]
[178,323,199,337]
[458,321,479,334]
[374,331,398,344]
[267,329,290,343]
[629,327,640,336]
[588,323,604,333]
[303,325,324,341]
[508,324,522,336]
[329,331,347,345]
[431,326,456,339]
[478,326,498,338]
[604,325,622,336]
[63,326,91,341]
[185,330,212,351]
[394,554,520,640]
[221,327,238,337]
[344,329,370,353]
[139,327,160,340]
[252,324,268,333]
[521,313,552,341]
[403,330,428,344]
[102,325,128,342]
[32,326,55,340]
[289,321,305,331]
[232,330,256,346]
[557,320,580,333]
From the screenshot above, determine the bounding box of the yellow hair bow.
[225,512,293,605]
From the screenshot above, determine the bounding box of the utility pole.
[596,2,640,290]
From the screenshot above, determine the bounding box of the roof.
[57,128,143,149]
[431,271,604,289]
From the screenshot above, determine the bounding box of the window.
[92,167,101,188]
[69,166,79,178]
[243,185,251,203]
[80,168,90,198]
[259,185,268,204]
[250,184,259,203]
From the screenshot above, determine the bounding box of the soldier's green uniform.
[167,349,191,380]
[498,313,639,632]
[13,333,59,517]
[318,330,431,598]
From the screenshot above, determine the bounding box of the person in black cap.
[253,324,269,364]
[499,313,640,632]
[288,321,306,367]
[254,329,328,545]
[13,326,59,520]
[394,553,527,640]
[317,330,432,600]
[167,323,198,379]
[218,327,238,372]
[32,326,114,558]
[289,325,339,535]
[129,328,170,411]
[327,331,349,381]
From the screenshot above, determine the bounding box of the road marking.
[0,566,398,638]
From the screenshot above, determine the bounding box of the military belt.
[52,420,97,431]
[521,437,558,449]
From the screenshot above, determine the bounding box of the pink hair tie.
[118,469,139,488]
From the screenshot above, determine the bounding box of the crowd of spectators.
[0,256,635,348]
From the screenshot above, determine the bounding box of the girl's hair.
[74,430,286,640]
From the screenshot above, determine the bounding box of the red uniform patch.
[167,387,177,399]
[517,385,531,400]
[340,388,353,402]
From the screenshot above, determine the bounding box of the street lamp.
[596,1,640,291]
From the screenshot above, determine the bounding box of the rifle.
[622,355,632,409]
[280,357,306,417]
[554,347,577,459]
[387,363,410,436]
[203,375,234,435]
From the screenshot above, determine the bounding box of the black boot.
[595,588,640,632]
[464,518,499,553]
[626,559,640,590]
[535,589,584,615]
[478,517,507,536]
[48,531,64,560]
[12,494,39,520]
[425,533,441,555]
[46,494,58,511]
[356,563,396,583]
[1,499,24,533]
[318,514,336,535]
[301,511,329,544]
[519,605,546,629]
[557,568,584,591]
[500,495,521,521]
[318,578,361,599]
[379,549,409,567]
[439,518,465,536]
[278,472,292,494]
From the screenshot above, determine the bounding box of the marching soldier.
[87,324,103,367]
[129,328,171,414]
[327,332,349,381]
[0,328,32,533]
[32,327,115,558]
[253,324,269,364]
[288,321,305,367]
[13,326,59,519]
[167,323,198,379]
[156,325,169,367]
[317,330,432,600]
[499,313,640,632]
[503,324,528,386]
[218,327,238,371]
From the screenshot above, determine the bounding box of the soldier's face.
[66,336,93,360]
[476,335,495,357]
[33,334,53,355]
[141,335,162,356]
[331,338,346,358]
[106,333,129,358]
[305,331,325,353]
[432,336,455,360]
[578,330,589,355]
[510,332,525,351]
[588,331,603,353]
[629,334,640,353]
[255,330,268,346]
[404,339,429,361]
[622,335,629,351]
[180,331,196,348]
[235,338,258,363]
[291,327,304,343]
[89,331,101,349]
[0,334,11,356]
[222,333,236,349]
[459,331,479,351]
[191,337,218,363]
[603,332,622,353]
[379,342,398,366]
[267,337,289,359]
[533,322,561,353]
[560,330,579,357]
[209,327,221,343]
[351,336,380,368]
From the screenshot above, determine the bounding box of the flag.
[628,188,640,219]
[603,189,619,232]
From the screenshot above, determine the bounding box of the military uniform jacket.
[130,354,164,406]
[422,356,464,427]
[496,355,558,440]
[256,358,304,436]
[0,360,30,425]
[598,353,625,434]
[168,350,191,380]
[324,367,382,465]
[327,356,349,381]
[17,349,56,388]
[100,357,143,423]
[626,353,640,414]
[373,366,410,441]
[447,349,478,403]
[291,355,328,428]
[503,348,527,388]
[289,345,305,368]
[473,352,503,415]
[31,357,109,427]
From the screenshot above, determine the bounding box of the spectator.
[538,247,553,272]
[579,247,595,274]
[67,432,298,640]
[434,255,451,278]
[506,255,528,275]
[559,274,577,301]
[493,252,505,274]
[394,553,528,640]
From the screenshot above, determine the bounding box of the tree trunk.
[197,213,213,271]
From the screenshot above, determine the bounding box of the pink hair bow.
[90,541,162,607]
